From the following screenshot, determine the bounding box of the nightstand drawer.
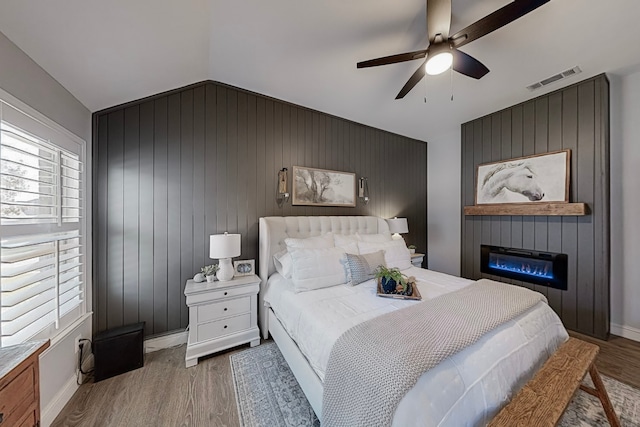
[207,284,256,301]
[197,313,251,342]
[198,296,251,323]
[411,253,425,268]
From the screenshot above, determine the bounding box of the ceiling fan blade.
[395,60,427,99]
[450,0,550,48]
[357,49,428,68]
[427,0,452,42]
[452,49,489,79]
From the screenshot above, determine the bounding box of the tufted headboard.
[258,216,390,338]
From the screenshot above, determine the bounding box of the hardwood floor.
[52,333,640,426]
[568,331,640,389]
[52,344,245,427]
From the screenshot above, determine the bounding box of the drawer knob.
[224,308,228,311]
[224,292,228,296]
[224,325,228,329]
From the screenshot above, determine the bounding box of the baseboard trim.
[611,323,640,342]
[144,330,188,353]
[41,375,78,427]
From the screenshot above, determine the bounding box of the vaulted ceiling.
[1,0,639,142]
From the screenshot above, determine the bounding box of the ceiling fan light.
[425,51,453,75]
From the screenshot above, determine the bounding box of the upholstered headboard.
[258,216,390,338]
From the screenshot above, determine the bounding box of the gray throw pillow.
[343,251,386,285]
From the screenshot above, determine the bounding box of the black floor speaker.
[94,322,145,382]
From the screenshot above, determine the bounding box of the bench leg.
[579,365,621,427]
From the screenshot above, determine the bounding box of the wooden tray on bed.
[376,278,422,300]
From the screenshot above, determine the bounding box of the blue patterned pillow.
[342,251,386,285]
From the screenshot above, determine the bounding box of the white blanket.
[264,267,568,426]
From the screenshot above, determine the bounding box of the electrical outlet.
[74,335,82,354]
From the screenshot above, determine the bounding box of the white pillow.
[285,233,334,250]
[358,239,412,271]
[357,233,392,243]
[290,247,347,292]
[273,249,293,279]
[334,234,359,254]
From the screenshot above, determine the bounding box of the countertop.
[0,339,49,378]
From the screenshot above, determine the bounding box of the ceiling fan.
[357,0,550,99]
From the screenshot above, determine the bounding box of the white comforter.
[264,267,568,426]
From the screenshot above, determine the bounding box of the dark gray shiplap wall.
[93,81,427,336]
[460,74,610,339]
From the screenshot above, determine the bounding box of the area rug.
[231,342,640,427]
[230,342,320,427]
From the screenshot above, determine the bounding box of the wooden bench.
[489,337,621,427]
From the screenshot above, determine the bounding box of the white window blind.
[0,99,85,347]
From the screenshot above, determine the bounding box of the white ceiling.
[1,0,639,142]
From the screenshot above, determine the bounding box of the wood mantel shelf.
[464,202,589,216]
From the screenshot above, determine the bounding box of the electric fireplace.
[480,245,568,290]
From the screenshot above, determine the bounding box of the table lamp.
[210,232,241,281]
[386,217,408,240]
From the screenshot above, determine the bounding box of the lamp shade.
[209,233,241,259]
[386,218,408,234]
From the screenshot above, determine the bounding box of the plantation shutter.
[0,100,85,347]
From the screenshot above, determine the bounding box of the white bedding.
[264,266,568,426]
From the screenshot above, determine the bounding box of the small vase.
[404,283,413,296]
[206,275,216,283]
[381,277,397,294]
[409,248,416,254]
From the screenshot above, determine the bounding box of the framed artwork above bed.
[292,166,356,207]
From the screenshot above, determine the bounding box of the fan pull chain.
[424,72,428,103]
[450,66,454,101]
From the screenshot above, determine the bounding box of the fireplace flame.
[489,256,554,279]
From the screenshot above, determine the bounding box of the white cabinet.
[184,275,260,368]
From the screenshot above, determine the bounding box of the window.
[0,97,86,347]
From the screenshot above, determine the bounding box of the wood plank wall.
[93,81,427,336]
[460,74,610,339]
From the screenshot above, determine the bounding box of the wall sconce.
[358,177,370,205]
[277,168,289,206]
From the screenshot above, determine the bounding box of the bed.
[258,216,568,426]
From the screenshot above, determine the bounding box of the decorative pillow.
[290,247,347,292]
[342,251,386,285]
[334,234,360,254]
[273,249,293,279]
[285,233,334,250]
[358,239,412,271]
[357,233,392,243]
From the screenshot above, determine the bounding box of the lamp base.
[218,258,235,281]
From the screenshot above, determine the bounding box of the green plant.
[408,244,416,250]
[374,265,408,292]
[201,264,219,277]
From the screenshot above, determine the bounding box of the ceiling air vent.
[526,66,582,91]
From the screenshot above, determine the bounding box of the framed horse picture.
[475,150,570,205]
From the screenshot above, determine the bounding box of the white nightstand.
[411,253,425,268]
[184,274,261,368]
